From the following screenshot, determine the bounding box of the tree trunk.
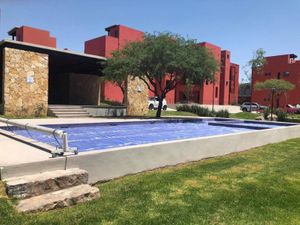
[270,90,274,121]
[156,97,163,118]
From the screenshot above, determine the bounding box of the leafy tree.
[243,48,266,83]
[183,78,193,103]
[100,56,128,104]
[103,32,218,117]
[255,79,295,120]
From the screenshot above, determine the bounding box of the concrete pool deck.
[1,117,300,183]
[0,117,147,167]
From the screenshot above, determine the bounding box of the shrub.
[275,109,288,122]
[215,109,229,118]
[263,108,270,120]
[176,105,229,118]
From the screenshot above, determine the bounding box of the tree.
[255,79,295,120]
[243,48,266,83]
[103,32,218,117]
[100,54,128,104]
[183,78,193,103]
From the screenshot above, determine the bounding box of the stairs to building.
[48,105,91,118]
[4,168,100,213]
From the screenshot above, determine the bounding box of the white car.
[148,97,167,110]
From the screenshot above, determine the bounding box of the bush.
[263,108,270,120]
[215,109,230,118]
[176,105,229,118]
[275,109,288,122]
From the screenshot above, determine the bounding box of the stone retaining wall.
[2,47,48,117]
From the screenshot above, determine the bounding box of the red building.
[251,54,300,108]
[85,24,239,105]
[8,26,56,48]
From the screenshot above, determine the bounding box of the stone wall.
[3,47,48,117]
[69,73,100,105]
[126,76,148,116]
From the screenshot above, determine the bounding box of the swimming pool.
[0,119,293,152]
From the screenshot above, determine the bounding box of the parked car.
[148,97,167,110]
[240,102,260,112]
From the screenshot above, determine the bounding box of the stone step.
[54,111,89,114]
[49,108,88,112]
[55,114,91,118]
[49,105,83,109]
[5,168,88,199]
[16,184,100,213]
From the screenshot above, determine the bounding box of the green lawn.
[229,112,259,120]
[146,110,197,117]
[2,138,300,224]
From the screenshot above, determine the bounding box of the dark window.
[215,87,218,98]
[277,72,281,79]
[226,81,229,86]
[205,80,208,85]
[114,30,119,37]
[284,71,290,77]
[227,54,230,59]
[166,80,171,89]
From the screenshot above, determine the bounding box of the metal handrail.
[0,118,78,157]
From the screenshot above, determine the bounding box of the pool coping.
[1,117,300,183]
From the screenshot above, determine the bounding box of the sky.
[0,0,300,82]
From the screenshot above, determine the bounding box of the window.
[205,80,209,85]
[166,80,171,89]
[277,72,281,79]
[215,87,218,98]
[226,81,229,86]
[114,30,119,37]
[284,71,290,77]
[227,54,230,59]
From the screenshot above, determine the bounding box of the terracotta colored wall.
[199,42,221,105]
[220,50,231,105]
[85,25,144,103]
[16,26,56,48]
[229,63,239,105]
[85,36,118,58]
[252,54,300,108]
[101,81,124,103]
[84,25,239,106]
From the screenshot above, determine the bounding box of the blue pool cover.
[0,119,292,152]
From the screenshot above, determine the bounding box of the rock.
[5,168,88,199]
[16,184,100,213]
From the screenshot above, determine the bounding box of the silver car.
[240,102,260,112]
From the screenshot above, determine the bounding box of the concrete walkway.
[0,117,150,167]
[0,133,51,166]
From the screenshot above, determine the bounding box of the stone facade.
[69,73,100,105]
[126,76,148,116]
[2,47,48,117]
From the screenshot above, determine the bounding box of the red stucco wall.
[16,26,56,48]
[84,25,239,105]
[251,54,300,108]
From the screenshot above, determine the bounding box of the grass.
[229,112,260,120]
[2,138,300,224]
[146,110,197,117]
